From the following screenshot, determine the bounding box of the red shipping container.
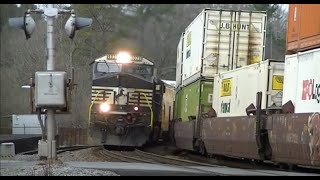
[286,4,320,54]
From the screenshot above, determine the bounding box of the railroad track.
[132,149,320,176]
[19,145,101,155]
[169,149,320,175]
[133,149,219,167]
[100,148,226,176]
[100,149,155,163]
[100,148,218,166]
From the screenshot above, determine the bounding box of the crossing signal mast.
[8,4,92,160]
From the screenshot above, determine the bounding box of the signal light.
[65,13,92,39]
[9,13,36,39]
[9,8,92,40]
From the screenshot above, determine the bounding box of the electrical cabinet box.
[35,71,66,108]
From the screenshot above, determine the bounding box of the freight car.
[174,56,320,167]
[88,52,165,147]
[174,52,320,169]
[173,7,320,169]
[174,92,320,168]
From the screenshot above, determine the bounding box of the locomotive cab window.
[96,62,120,73]
[122,64,153,78]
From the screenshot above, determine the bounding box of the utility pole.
[9,4,92,160]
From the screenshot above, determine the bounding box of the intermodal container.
[179,9,267,86]
[175,79,213,122]
[286,4,320,54]
[282,48,320,113]
[212,59,284,117]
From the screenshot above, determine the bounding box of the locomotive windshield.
[122,64,153,76]
[95,62,153,79]
[96,63,120,73]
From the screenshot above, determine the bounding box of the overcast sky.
[279,4,289,11]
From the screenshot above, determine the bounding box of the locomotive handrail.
[88,90,103,127]
[141,92,154,130]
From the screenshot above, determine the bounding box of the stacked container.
[282,4,320,113]
[282,48,320,113]
[286,4,320,54]
[212,59,284,117]
[175,9,267,121]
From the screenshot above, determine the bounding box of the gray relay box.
[35,71,66,108]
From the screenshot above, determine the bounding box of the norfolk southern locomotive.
[89,52,165,147]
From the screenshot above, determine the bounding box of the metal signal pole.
[46,4,57,160]
[9,4,92,161]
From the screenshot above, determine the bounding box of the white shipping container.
[212,59,284,117]
[181,9,267,86]
[282,48,320,113]
[176,33,184,89]
[12,114,45,135]
[282,55,299,107]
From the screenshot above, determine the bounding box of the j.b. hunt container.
[177,9,267,88]
[212,59,284,117]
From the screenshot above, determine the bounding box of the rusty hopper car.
[89,52,165,147]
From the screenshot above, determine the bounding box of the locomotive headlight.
[134,106,139,111]
[100,102,110,113]
[116,51,132,64]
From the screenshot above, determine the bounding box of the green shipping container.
[175,79,213,122]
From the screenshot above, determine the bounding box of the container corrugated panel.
[175,33,184,89]
[181,9,267,86]
[282,54,299,106]
[286,4,320,54]
[175,79,213,122]
[212,59,284,117]
[283,48,320,113]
